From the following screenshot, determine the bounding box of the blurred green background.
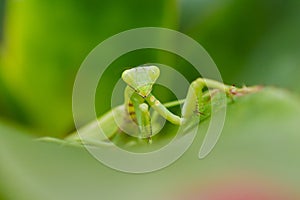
[0,0,300,199]
[1,0,299,137]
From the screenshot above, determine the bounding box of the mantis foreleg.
[146,78,233,126]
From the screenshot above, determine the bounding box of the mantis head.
[122,65,160,98]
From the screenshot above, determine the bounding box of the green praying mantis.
[41,65,260,147]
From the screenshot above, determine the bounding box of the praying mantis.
[40,65,260,146]
[59,65,260,147]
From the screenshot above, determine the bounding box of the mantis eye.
[147,66,160,83]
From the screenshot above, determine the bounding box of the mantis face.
[122,65,160,98]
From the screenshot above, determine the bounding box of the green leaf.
[1,87,300,199]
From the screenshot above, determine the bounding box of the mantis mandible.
[58,65,259,146]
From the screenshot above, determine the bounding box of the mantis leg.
[145,94,181,125]
[130,100,152,142]
[146,78,232,125]
[139,103,152,143]
[182,78,231,122]
[127,88,152,142]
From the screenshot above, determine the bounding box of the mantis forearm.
[147,78,234,125]
[146,94,182,125]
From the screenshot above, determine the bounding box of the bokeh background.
[0,0,300,200]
